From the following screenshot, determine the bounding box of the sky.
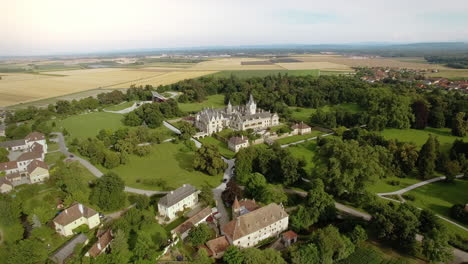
[2,0,468,56]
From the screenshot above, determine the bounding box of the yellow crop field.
[109,71,217,88]
[276,62,352,71]
[192,58,284,70]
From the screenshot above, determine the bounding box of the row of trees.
[123,99,183,128]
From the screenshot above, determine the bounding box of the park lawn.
[366,176,423,194]
[380,127,468,153]
[178,94,225,113]
[198,136,236,159]
[45,151,66,165]
[47,141,60,151]
[405,179,468,229]
[103,100,136,111]
[275,130,323,145]
[54,111,125,139]
[98,142,222,191]
[287,141,318,170]
[290,103,362,122]
[210,69,320,79]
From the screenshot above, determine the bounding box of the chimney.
[78,204,84,214]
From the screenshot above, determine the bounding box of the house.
[228,136,249,152]
[0,132,47,153]
[171,207,212,239]
[205,236,230,258]
[151,91,168,102]
[27,160,49,183]
[281,230,298,247]
[53,203,100,237]
[195,95,279,135]
[222,203,288,248]
[50,234,89,264]
[0,161,20,175]
[0,177,13,193]
[86,229,113,258]
[158,184,199,221]
[291,122,311,135]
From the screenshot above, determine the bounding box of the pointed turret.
[233,196,240,210]
[227,100,233,114]
[246,94,256,115]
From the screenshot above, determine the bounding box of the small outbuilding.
[281,230,298,247]
[228,136,249,153]
[291,122,311,135]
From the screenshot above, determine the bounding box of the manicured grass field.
[178,94,225,113]
[45,152,65,165]
[275,130,323,145]
[366,176,423,194]
[406,179,468,229]
[198,136,236,159]
[380,127,468,153]
[210,69,320,79]
[103,100,136,111]
[287,141,318,170]
[98,142,222,191]
[54,111,125,139]
[290,103,362,122]
[47,141,60,151]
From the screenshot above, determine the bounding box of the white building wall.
[232,217,288,248]
[159,192,198,220]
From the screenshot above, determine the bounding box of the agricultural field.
[406,179,468,229]
[426,69,468,79]
[97,141,223,191]
[178,94,226,113]
[380,127,468,153]
[108,70,217,88]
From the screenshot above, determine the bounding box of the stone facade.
[195,95,279,135]
[228,136,249,152]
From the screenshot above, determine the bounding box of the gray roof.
[0,139,26,148]
[50,234,88,264]
[159,184,197,207]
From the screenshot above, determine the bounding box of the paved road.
[280,132,334,148]
[377,175,464,196]
[103,101,152,114]
[51,132,168,196]
[212,158,235,227]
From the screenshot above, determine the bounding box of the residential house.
[291,122,311,135]
[27,160,50,183]
[86,229,113,258]
[222,202,288,248]
[53,203,100,237]
[50,234,89,264]
[228,136,249,152]
[171,207,212,239]
[158,184,199,221]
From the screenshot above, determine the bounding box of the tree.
[103,150,120,169]
[223,246,244,264]
[348,225,367,245]
[411,100,429,129]
[123,112,143,126]
[312,225,355,264]
[289,243,320,264]
[7,239,48,264]
[178,121,197,140]
[419,210,443,234]
[451,112,467,137]
[422,229,453,263]
[187,223,213,246]
[133,195,150,210]
[89,172,126,211]
[193,144,227,176]
[388,140,419,176]
[193,248,214,264]
[243,248,287,264]
[417,135,438,179]
[221,180,244,206]
[0,147,8,162]
[199,185,215,207]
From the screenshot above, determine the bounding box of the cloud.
[276,9,343,24]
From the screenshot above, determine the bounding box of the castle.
[195,95,279,135]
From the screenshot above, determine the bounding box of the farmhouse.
[222,200,288,248]
[158,184,199,221]
[195,95,279,135]
[291,122,311,135]
[53,203,100,237]
[228,136,249,152]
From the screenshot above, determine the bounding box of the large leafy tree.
[411,100,430,129]
[89,172,126,211]
[451,112,467,137]
[422,229,453,263]
[289,243,320,264]
[312,225,355,264]
[187,223,213,246]
[242,248,287,264]
[388,140,419,176]
[223,246,244,264]
[193,144,227,176]
[315,138,388,197]
[6,239,48,264]
[0,147,8,162]
[221,180,244,206]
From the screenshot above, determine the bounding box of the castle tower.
[227,100,233,114]
[246,94,256,115]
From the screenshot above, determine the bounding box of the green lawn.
[98,142,222,191]
[47,142,60,152]
[339,242,420,264]
[54,112,125,139]
[103,101,136,111]
[290,103,362,122]
[178,94,226,113]
[198,136,236,159]
[366,176,423,194]
[406,179,468,229]
[210,69,320,79]
[287,141,318,170]
[275,130,323,145]
[45,152,66,165]
[380,127,468,153]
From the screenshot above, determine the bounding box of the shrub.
[402,194,416,201]
[387,180,400,186]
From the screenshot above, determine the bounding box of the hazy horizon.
[3,0,468,56]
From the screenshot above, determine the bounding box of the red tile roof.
[30,142,44,153]
[16,151,42,162]
[87,230,113,257]
[25,132,45,141]
[27,159,48,174]
[206,236,230,255]
[282,230,298,240]
[0,161,18,171]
